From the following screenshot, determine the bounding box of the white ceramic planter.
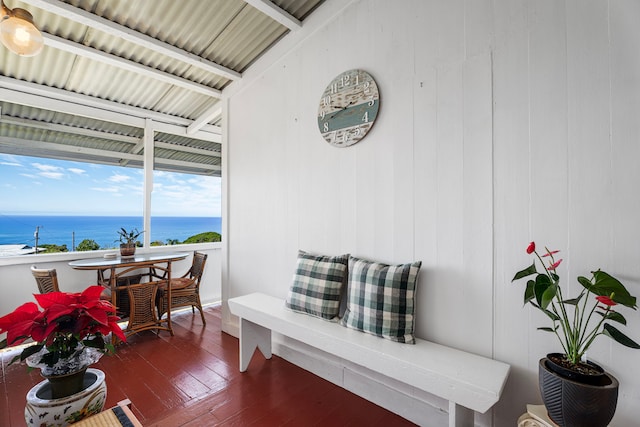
[25,368,107,427]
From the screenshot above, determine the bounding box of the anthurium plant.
[0,286,126,371]
[513,242,640,366]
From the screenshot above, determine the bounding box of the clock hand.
[328,100,356,119]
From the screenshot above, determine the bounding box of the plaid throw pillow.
[341,256,422,343]
[286,250,349,320]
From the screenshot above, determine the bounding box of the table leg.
[109,267,119,345]
[165,260,174,336]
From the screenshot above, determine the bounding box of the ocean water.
[0,215,221,250]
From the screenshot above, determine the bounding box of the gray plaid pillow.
[341,256,422,343]
[286,250,349,320]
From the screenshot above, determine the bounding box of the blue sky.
[0,154,221,216]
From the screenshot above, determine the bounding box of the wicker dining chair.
[157,251,208,325]
[123,281,171,337]
[31,265,111,300]
[30,265,60,294]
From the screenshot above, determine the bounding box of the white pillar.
[143,118,154,248]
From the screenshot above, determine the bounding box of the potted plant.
[117,227,143,257]
[513,242,639,427]
[0,286,126,426]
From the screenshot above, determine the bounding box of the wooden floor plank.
[1,305,416,426]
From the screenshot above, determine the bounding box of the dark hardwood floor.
[1,305,416,426]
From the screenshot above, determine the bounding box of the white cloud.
[109,174,131,183]
[40,172,64,180]
[68,168,86,175]
[32,163,63,172]
[1,161,22,167]
[0,154,23,165]
[90,186,120,193]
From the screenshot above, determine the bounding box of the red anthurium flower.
[596,295,617,306]
[548,259,563,270]
[526,242,536,254]
[542,250,560,257]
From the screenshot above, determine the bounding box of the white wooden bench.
[228,292,510,427]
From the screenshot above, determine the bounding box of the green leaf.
[600,311,626,325]
[590,271,637,309]
[577,275,593,290]
[541,283,558,309]
[83,336,106,350]
[9,353,22,365]
[534,274,552,307]
[562,293,584,305]
[532,303,561,321]
[538,327,558,333]
[105,343,116,355]
[603,324,640,348]
[16,344,43,364]
[524,280,535,304]
[513,263,538,281]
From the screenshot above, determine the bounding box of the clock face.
[317,69,380,147]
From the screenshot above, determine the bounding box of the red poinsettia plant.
[513,242,640,366]
[0,286,126,371]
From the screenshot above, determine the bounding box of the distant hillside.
[183,232,221,243]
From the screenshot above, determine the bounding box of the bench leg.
[239,318,272,372]
[448,401,474,427]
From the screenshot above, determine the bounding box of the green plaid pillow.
[286,250,349,320]
[341,256,422,343]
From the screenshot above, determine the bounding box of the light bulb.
[0,8,43,56]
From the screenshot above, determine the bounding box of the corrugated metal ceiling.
[0,0,325,176]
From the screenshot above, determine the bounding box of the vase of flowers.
[117,227,143,257]
[0,285,126,425]
[513,242,639,427]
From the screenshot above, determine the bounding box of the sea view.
[0,215,222,250]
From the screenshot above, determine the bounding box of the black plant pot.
[539,357,618,427]
[545,352,606,385]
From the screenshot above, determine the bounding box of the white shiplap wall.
[224,0,640,425]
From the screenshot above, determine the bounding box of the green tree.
[183,232,221,243]
[76,239,100,251]
[40,244,68,253]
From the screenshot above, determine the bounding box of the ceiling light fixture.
[1,0,43,56]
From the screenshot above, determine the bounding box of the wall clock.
[317,69,380,147]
